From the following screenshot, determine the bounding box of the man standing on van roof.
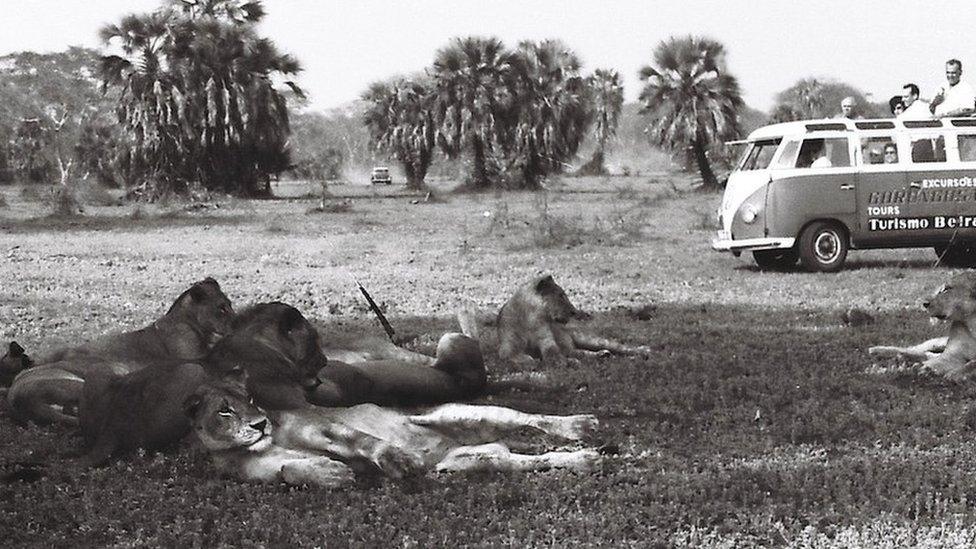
[898,83,931,120]
[930,59,975,117]
[839,96,860,119]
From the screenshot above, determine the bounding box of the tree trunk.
[692,136,719,190]
[471,137,490,189]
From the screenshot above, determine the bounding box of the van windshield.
[735,139,782,171]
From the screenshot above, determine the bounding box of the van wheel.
[753,249,798,271]
[935,244,976,267]
[798,221,848,272]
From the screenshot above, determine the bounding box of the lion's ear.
[278,306,306,334]
[183,393,204,419]
[535,274,556,293]
[188,283,209,303]
[9,341,24,357]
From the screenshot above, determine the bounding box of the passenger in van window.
[889,96,905,117]
[883,143,899,164]
[930,59,975,117]
[898,83,931,120]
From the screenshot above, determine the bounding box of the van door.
[854,133,911,246]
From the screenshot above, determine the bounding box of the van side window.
[910,135,946,163]
[959,134,976,161]
[860,136,897,165]
[796,137,850,169]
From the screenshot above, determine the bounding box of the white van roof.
[744,116,976,141]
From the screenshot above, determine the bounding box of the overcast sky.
[5,0,976,113]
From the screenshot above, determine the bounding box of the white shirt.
[898,100,932,120]
[934,81,976,116]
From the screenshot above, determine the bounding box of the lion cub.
[496,275,650,366]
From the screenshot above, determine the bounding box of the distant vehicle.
[713,117,976,272]
[370,167,392,185]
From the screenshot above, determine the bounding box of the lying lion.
[7,278,234,425]
[495,275,651,366]
[185,379,600,487]
[869,272,976,379]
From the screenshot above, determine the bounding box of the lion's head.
[925,272,976,323]
[532,275,585,324]
[209,302,327,392]
[184,378,272,453]
[167,277,235,345]
[0,341,33,387]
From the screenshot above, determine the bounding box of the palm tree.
[362,77,437,190]
[578,68,623,175]
[100,0,302,197]
[638,36,743,190]
[431,36,512,189]
[505,40,593,188]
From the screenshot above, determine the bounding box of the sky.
[5,0,976,113]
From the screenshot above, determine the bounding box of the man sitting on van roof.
[898,83,931,120]
[930,59,975,117]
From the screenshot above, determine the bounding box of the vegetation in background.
[771,77,887,121]
[638,36,744,190]
[577,68,624,176]
[99,0,303,198]
[362,76,438,190]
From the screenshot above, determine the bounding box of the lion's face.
[925,272,976,323]
[0,341,33,387]
[185,383,272,453]
[171,278,235,345]
[534,275,583,324]
[223,302,327,389]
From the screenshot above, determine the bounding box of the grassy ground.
[1,176,975,547]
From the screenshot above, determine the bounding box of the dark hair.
[888,95,905,114]
[884,143,897,153]
[947,59,963,71]
[903,83,920,97]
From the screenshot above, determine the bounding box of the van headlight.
[742,205,760,224]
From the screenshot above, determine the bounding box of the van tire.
[934,244,976,268]
[798,221,848,272]
[753,249,798,271]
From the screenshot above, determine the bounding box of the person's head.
[889,95,905,115]
[883,143,898,164]
[841,96,857,118]
[946,59,963,87]
[902,83,920,107]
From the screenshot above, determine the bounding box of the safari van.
[712,117,976,272]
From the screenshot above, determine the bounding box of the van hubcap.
[813,231,840,263]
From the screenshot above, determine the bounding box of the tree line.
[0,0,891,198]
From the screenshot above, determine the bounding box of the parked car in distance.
[370,167,392,185]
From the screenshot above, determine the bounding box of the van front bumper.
[711,233,796,252]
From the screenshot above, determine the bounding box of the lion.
[0,342,33,389]
[184,380,601,487]
[869,271,976,379]
[7,277,234,425]
[496,275,651,366]
[75,301,325,466]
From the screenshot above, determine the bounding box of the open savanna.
[1,175,975,548]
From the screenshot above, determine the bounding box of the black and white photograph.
[2,0,976,546]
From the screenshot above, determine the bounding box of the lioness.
[7,277,234,425]
[496,275,651,365]
[76,302,325,465]
[184,381,600,487]
[869,271,976,379]
[0,342,33,388]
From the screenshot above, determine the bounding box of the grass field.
[1,176,975,547]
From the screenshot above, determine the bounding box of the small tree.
[638,36,743,190]
[578,68,624,176]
